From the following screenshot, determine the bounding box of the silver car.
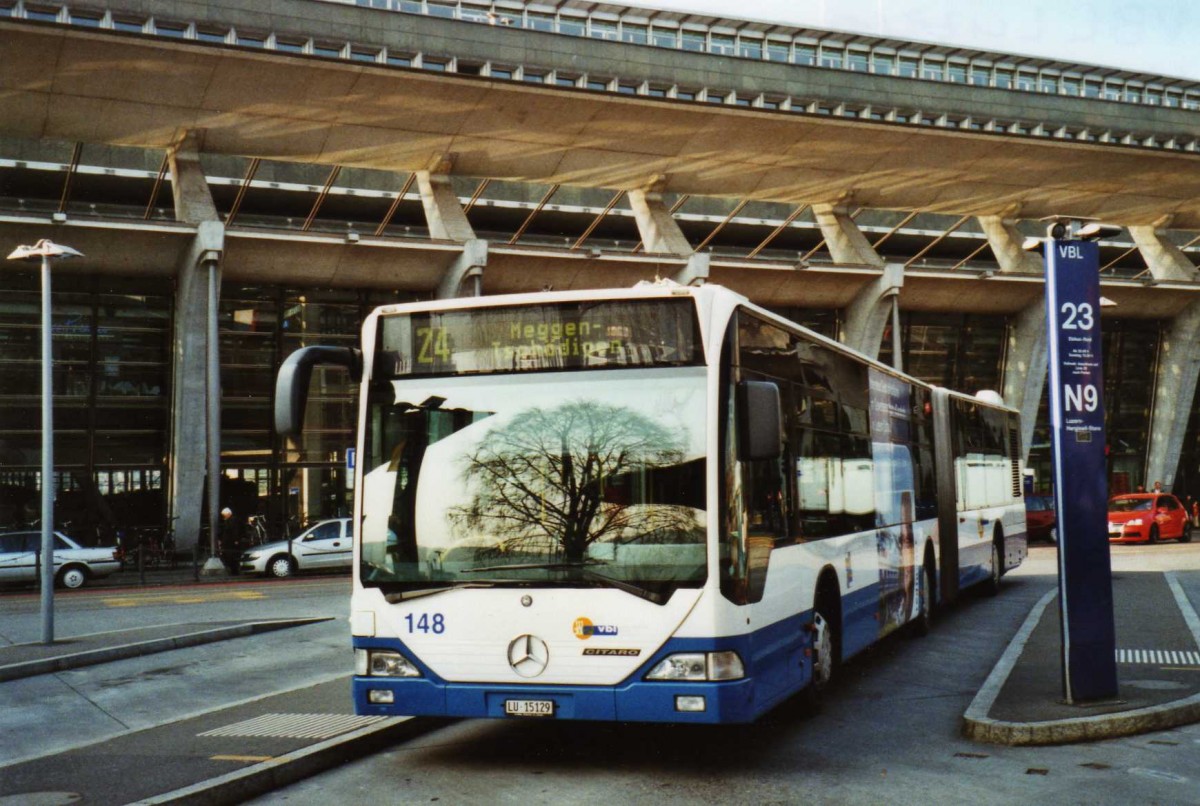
[239,518,353,578]
[0,531,121,589]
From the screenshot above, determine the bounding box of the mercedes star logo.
[507,634,550,678]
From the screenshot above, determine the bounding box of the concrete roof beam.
[416,169,477,243]
[1129,223,1199,282]
[812,203,884,268]
[978,215,1043,275]
[167,131,218,225]
[628,189,692,256]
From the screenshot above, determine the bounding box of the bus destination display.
[377,299,700,376]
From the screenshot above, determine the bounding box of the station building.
[1,0,1199,551]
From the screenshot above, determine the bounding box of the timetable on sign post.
[1044,236,1118,703]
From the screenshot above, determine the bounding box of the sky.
[638,0,1200,80]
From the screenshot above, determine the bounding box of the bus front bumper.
[353,674,757,724]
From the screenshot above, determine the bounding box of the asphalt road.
[4,546,1200,804]
[253,545,1200,806]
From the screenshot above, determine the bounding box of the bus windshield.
[359,366,708,602]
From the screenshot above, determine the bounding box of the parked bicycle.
[246,515,269,546]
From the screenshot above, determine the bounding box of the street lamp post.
[7,239,83,644]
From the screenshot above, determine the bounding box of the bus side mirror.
[275,346,363,437]
[737,380,782,461]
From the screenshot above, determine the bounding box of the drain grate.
[199,712,388,740]
[1115,649,1200,666]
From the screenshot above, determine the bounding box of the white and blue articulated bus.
[275,283,1026,724]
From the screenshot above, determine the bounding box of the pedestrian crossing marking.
[199,712,387,740]
[1115,648,1200,666]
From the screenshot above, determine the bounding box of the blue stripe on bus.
[354,632,782,724]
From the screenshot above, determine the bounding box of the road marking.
[1115,649,1200,666]
[199,712,388,740]
[101,590,267,608]
[210,754,273,762]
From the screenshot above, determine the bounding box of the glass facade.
[0,273,417,542]
[219,286,417,536]
[1176,385,1200,501]
[1102,319,1162,495]
[0,263,1190,536]
[877,312,1007,393]
[0,275,171,542]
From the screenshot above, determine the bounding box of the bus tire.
[799,580,840,712]
[1149,526,1159,545]
[910,561,935,637]
[984,541,1003,597]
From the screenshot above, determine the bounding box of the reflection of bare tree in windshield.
[450,400,698,563]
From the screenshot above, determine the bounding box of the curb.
[130,715,445,806]
[0,618,331,682]
[963,578,1200,745]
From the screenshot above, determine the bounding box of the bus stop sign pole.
[1043,227,1118,703]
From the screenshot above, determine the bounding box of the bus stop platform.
[0,675,437,806]
[964,571,1200,745]
[0,618,329,682]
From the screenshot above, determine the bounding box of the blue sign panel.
[1044,238,1117,703]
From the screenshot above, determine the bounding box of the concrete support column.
[169,222,224,554]
[981,215,1046,461]
[841,263,903,360]
[628,190,692,256]
[1135,224,1200,490]
[436,239,489,299]
[416,171,476,243]
[1002,302,1049,462]
[812,203,884,267]
[418,171,488,300]
[167,134,223,556]
[1145,302,1200,491]
[672,252,710,287]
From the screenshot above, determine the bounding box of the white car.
[239,518,353,578]
[0,530,121,589]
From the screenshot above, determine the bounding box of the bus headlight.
[356,649,422,678]
[645,651,745,681]
[1126,518,1143,527]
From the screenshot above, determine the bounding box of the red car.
[1107,493,1193,544]
[1025,495,1057,543]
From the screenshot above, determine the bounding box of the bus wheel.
[911,562,934,637]
[984,542,1003,597]
[798,602,838,713]
[1183,527,1193,544]
[1149,526,1159,545]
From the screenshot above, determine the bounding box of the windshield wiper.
[463,559,609,573]
[580,569,666,605]
[462,560,666,604]
[384,582,494,603]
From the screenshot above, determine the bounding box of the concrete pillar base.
[200,557,229,577]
